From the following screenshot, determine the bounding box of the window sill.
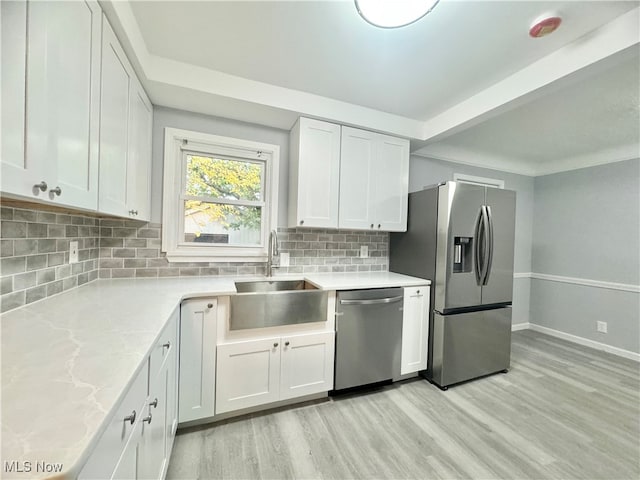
[165,252,267,264]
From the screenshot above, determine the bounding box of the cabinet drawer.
[79,362,148,479]
[150,311,178,388]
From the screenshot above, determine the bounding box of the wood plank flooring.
[167,331,640,479]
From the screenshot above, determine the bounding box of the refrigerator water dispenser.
[453,237,473,273]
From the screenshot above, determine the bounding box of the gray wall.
[151,106,291,225]
[530,158,640,353]
[409,155,535,325]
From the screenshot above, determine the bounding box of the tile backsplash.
[1,206,100,313]
[1,203,389,313]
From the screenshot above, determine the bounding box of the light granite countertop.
[0,272,429,479]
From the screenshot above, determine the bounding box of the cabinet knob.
[50,186,62,196]
[378,224,381,229]
[34,181,48,192]
[129,209,138,216]
[207,303,213,309]
[163,341,171,349]
[370,223,374,228]
[417,290,420,294]
[143,413,152,424]
[285,341,290,347]
[300,220,304,225]
[124,410,136,425]
[149,398,158,408]
[273,342,279,348]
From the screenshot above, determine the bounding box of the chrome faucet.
[266,229,279,277]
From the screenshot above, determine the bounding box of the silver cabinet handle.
[273,342,279,348]
[340,295,404,306]
[124,410,136,425]
[34,181,48,192]
[50,186,62,196]
[149,398,158,408]
[143,413,152,424]
[163,341,171,349]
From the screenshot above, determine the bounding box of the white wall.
[530,158,640,354]
[151,106,291,225]
[409,155,535,326]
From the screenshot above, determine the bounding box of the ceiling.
[414,48,640,175]
[105,0,640,176]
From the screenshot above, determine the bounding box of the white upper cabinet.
[1,0,101,209]
[99,16,153,222]
[338,127,376,230]
[288,117,341,228]
[339,126,409,232]
[374,133,410,231]
[1,0,27,192]
[288,118,409,232]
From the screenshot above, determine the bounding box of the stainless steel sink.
[230,280,327,330]
[234,279,316,293]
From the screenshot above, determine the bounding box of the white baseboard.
[511,322,530,331]
[528,324,640,362]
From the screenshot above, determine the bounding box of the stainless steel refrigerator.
[390,181,516,389]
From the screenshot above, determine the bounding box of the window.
[162,128,279,262]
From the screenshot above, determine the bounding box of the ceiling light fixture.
[355,0,440,29]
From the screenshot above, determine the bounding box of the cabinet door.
[164,326,179,471]
[24,0,101,208]
[216,338,280,414]
[99,16,132,217]
[280,332,334,400]
[179,300,217,423]
[127,79,153,222]
[401,286,430,375]
[373,134,409,232]
[338,126,375,230]
[0,0,28,195]
[140,364,169,480]
[289,118,341,228]
[111,418,142,480]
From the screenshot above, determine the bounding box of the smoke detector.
[529,15,562,38]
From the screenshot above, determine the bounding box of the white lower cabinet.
[79,311,179,480]
[178,299,217,423]
[280,332,335,400]
[216,331,335,415]
[400,286,430,375]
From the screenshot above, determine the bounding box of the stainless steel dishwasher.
[334,287,404,391]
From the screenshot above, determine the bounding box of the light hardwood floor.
[167,331,640,479]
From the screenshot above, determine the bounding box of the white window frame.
[453,173,505,189]
[162,128,279,263]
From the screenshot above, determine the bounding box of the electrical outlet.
[360,245,369,258]
[279,252,290,267]
[69,241,79,264]
[597,321,608,333]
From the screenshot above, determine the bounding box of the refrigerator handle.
[483,205,494,286]
[478,206,491,285]
[474,209,484,286]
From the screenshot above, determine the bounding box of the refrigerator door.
[429,307,512,387]
[481,187,516,306]
[435,182,484,312]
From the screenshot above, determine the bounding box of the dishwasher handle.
[339,295,403,306]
